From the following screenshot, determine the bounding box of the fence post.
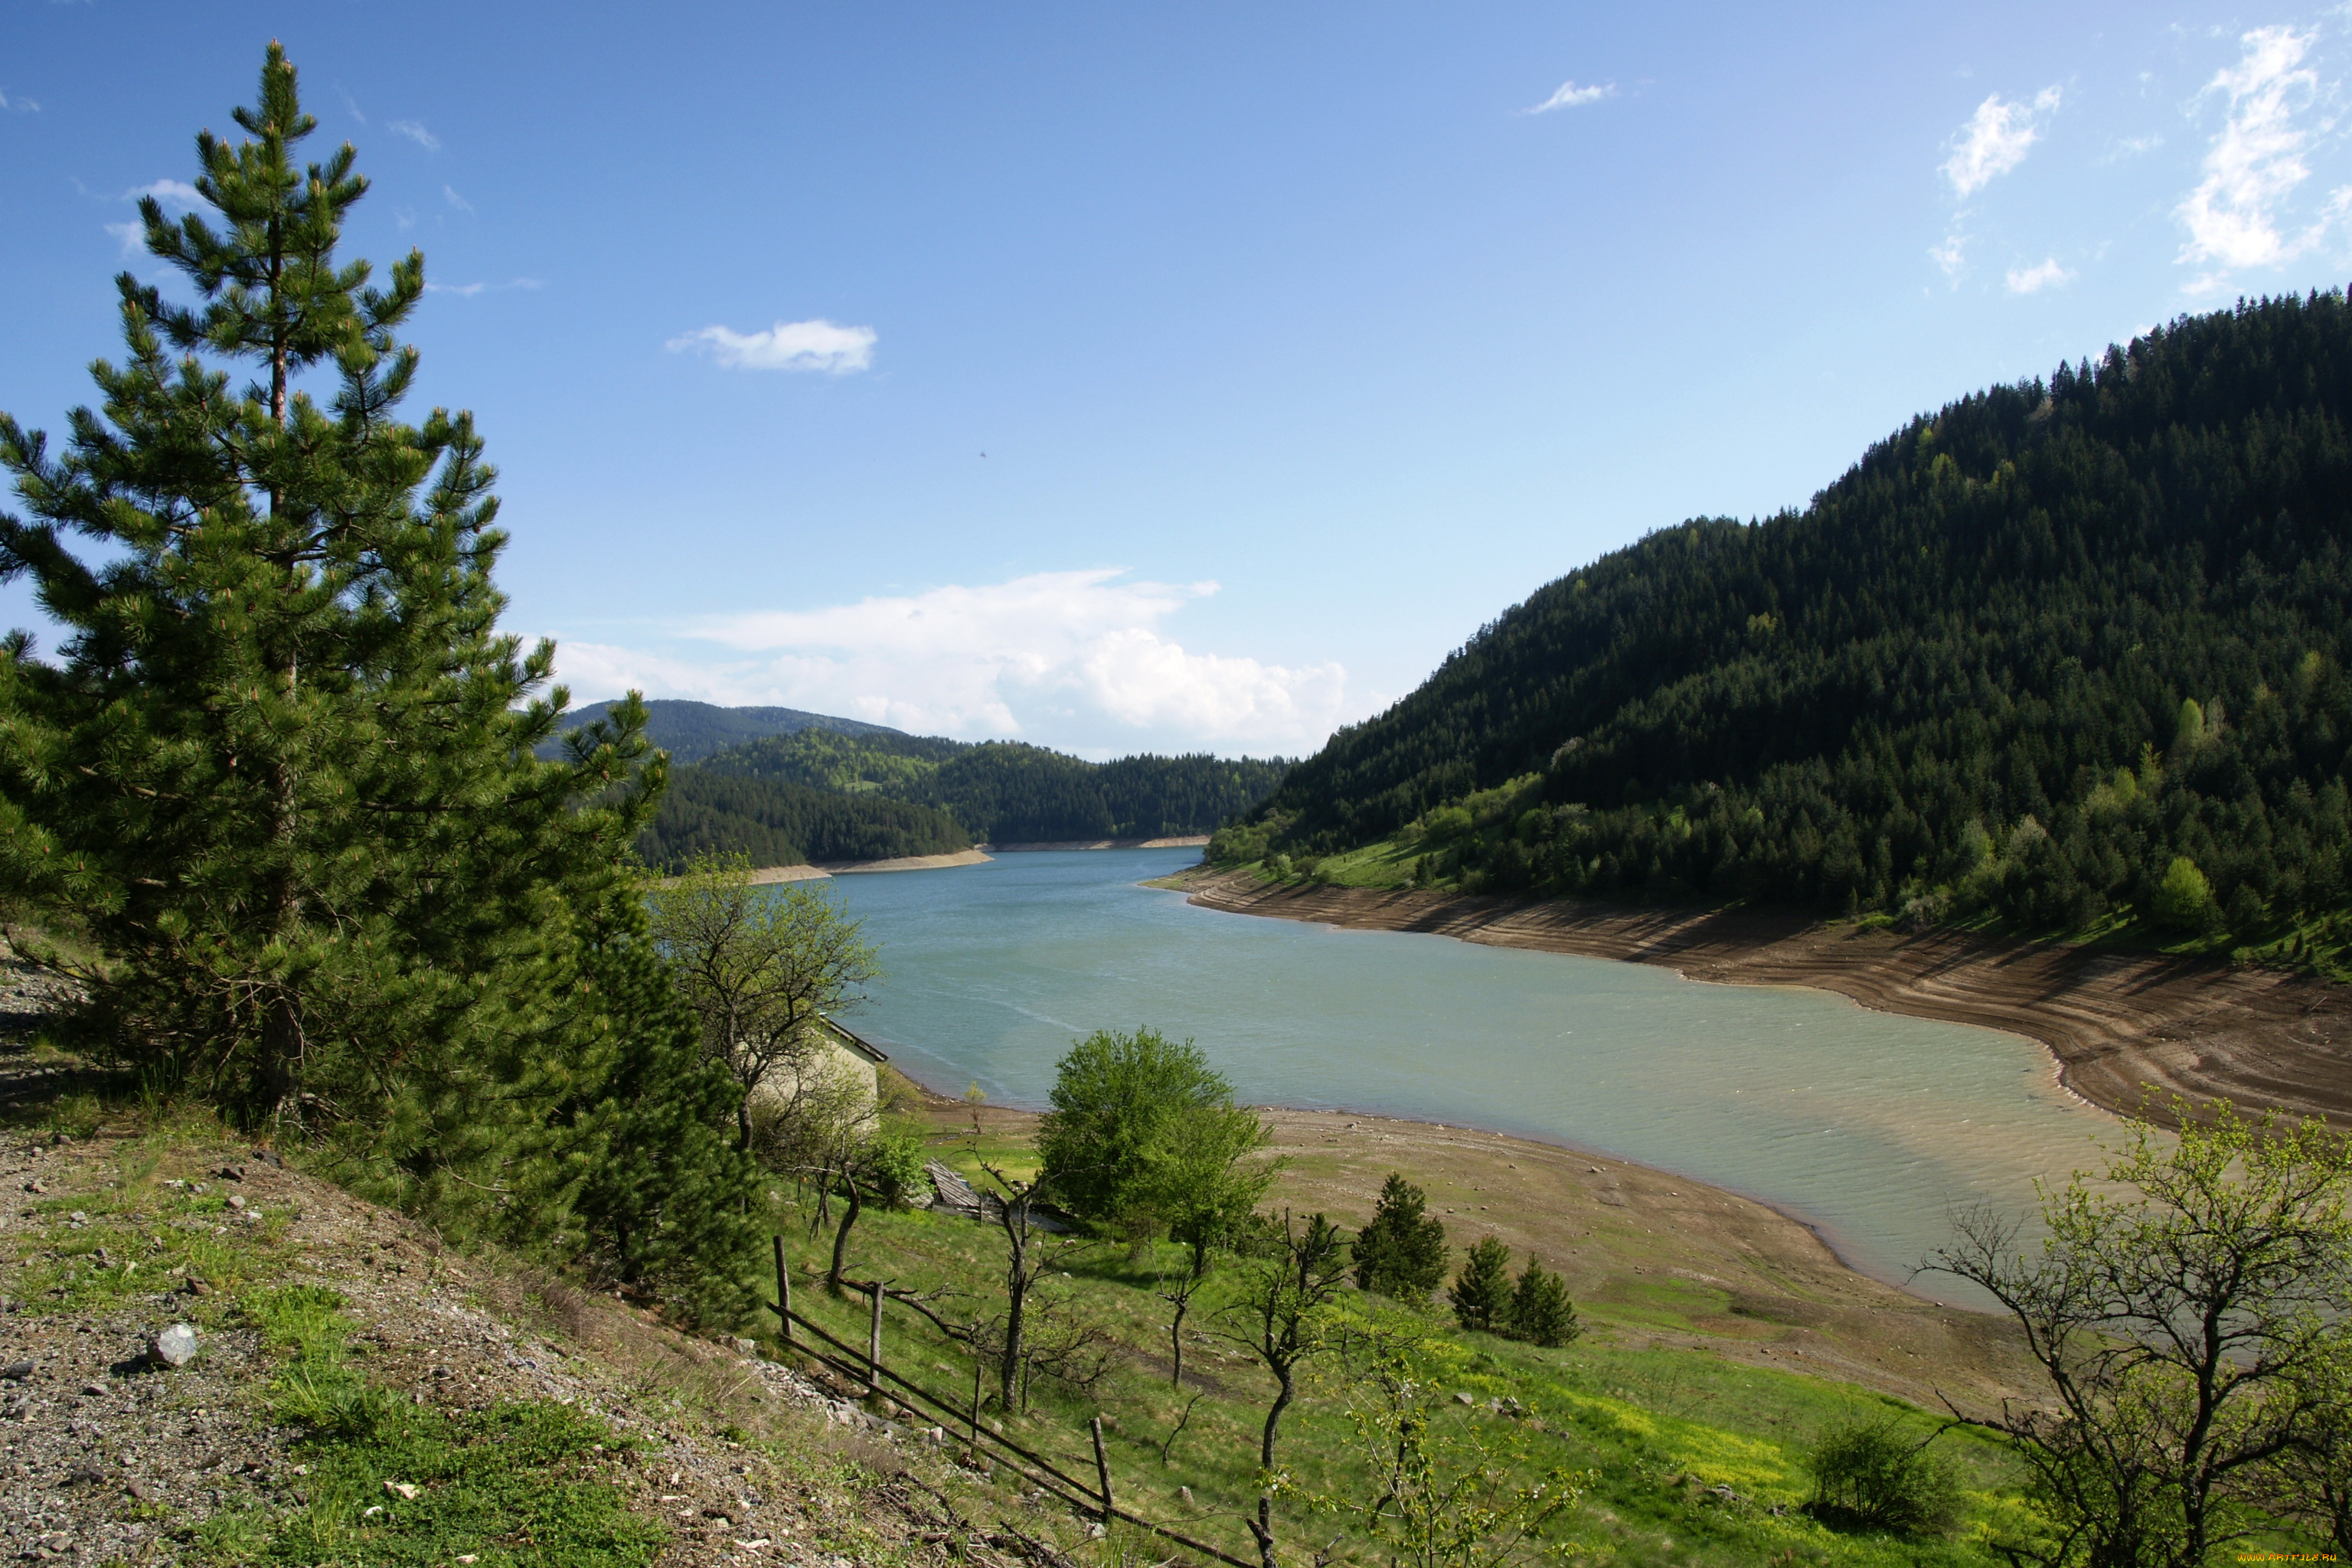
[772,1236,793,1348]
[1089,1415,1115,1524]
[970,1351,985,1455]
[867,1281,884,1397]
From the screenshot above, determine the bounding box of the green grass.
[764,1189,2034,1568]
[194,1282,665,1566]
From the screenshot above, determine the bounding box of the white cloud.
[2177,26,2327,273]
[103,221,142,256]
[668,318,877,374]
[1929,233,1968,279]
[425,276,544,297]
[387,119,440,151]
[443,185,472,214]
[2005,257,2073,292]
[1528,80,1616,113]
[126,178,201,208]
[0,90,40,114]
[1942,86,2062,196]
[548,569,1351,756]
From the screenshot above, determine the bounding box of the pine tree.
[1449,1235,1512,1333]
[564,874,761,1328]
[0,46,652,1153]
[1353,1172,1449,1299]
[1508,1258,1579,1348]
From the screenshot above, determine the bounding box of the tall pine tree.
[0,44,642,1148]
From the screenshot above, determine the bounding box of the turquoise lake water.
[823,848,2113,1299]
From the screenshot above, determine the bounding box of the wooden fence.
[767,1236,1255,1568]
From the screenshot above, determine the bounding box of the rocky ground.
[0,948,1125,1568]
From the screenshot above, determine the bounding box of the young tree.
[646,852,880,1148]
[1035,1026,1273,1266]
[1933,1103,2352,1568]
[0,47,658,1165]
[968,1144,1093,1408]
[1320,1329,1589,1568]
[1508,1259,1579,1348]
[1223,1210,1350,1568]
[562,871,763,1327]
[1354,1172,1449,1299]
[1155,1266,1209,1388]
[1449,1236,1513,1334]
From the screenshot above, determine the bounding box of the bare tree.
[1930,1102,2352,1568]
[971,1148,1095,1408]
[1156,1266,1209,1387]
[647,852,880,1148]
[1220,1210,1349,1568]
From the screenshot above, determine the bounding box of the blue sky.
[8,4,2352,758]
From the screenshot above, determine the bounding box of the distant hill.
[637,770,969,872]
[547,699,900,766]
[1230,291,2352,946]
[701,730,1292,843]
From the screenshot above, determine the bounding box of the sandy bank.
[737,848,994,885]
[926,1089,2040,1411]
[985,835,1209,852]
[1176,869,2352,1130]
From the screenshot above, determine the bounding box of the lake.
[824,848,2112,1298]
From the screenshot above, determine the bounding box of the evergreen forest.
[1224,291,2352,949]
[638,769,972,870]
[670,724,1291,850]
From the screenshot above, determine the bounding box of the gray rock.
[152,1323,199,1367]
[2,1360,31,1382]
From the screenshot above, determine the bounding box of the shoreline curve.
[740,848,995,884]
[1174,867,2352,1130]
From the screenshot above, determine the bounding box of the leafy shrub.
[2154,855,2216,931]
[1805,1416,1962,1536]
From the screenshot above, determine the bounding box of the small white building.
[750,1014,890,1132]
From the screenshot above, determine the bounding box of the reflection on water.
[825,849,2115,1301]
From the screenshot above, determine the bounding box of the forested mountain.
[1228,291,2352,942]
[702,730,1291,843]
[546,699,900,765]
[638,770,969,871]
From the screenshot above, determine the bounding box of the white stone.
[152,1324,199,1367]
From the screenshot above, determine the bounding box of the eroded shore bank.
[1171,868,2352,1129]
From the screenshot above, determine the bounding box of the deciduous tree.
[1933,1103,2352,1568]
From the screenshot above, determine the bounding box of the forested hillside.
[636,769,970,871]
[546,698,899,765]
[701,730,1290,843]
[1230,292,2352,943]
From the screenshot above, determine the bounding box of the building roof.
[815,1014,889,1064]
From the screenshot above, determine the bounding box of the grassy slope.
[775,1103,2038,1568]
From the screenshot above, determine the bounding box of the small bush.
[1805,1416,1961,1536]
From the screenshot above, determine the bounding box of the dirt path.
[1175,870,2352,1130]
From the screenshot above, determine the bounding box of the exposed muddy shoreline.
[1173,868,2352,1130]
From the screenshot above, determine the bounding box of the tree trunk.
[1250,1364,1295,1568]
[827,1176,862,1295]
[998,1200,1031,1405]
